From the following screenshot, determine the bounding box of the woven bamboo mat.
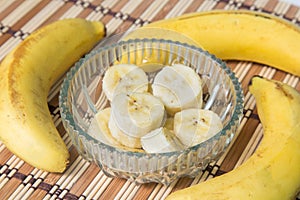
[0,0,300,199]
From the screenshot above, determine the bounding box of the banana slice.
[174,108,223,147]
[88,107,121,146]
[102,64,148,101]
[111,92,166,138]
[108,116,142,149]
[152,64,202,116]
[88,107,144,151]
[141,127,184,153]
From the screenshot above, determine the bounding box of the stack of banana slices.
[88,63,223,153]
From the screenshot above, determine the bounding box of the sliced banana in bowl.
[174,108,223,147]
[152,64,203,116]
[102,64,148,101]
[108,115,142,149]
[88,107,143,151]
[91,62,226,154]
[88,107,120,146]
[98,62,224,153]
[60,39,243,184]
[141,127,184,153]
[110,92,166,138]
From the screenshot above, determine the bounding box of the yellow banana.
[124,10,300,77]
[0,18,105,172]
[167,76,300,200]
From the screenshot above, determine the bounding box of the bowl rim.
[59,38,244,157]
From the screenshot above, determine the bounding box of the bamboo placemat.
[0,0,300,199]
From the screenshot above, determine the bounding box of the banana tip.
[249,75,264,87]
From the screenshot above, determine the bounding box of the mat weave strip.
[0,0,300,199]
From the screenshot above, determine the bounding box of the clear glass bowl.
[59,39,244,185]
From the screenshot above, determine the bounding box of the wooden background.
[0,0,300,199]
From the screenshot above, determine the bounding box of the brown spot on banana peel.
[274,82,294,100]
[250,76,294,100]
[8,38,38,107]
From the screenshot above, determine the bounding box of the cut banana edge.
[174,108,223,147]
[141,127,184,153]
[88,107,144,152]
[110,92,166,138]
[108,114,142,149]
[88,107,121,146]
[152,64,203,116]
[102,64,149,101]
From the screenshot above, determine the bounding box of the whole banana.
[124,10,300,77]
[167,76,300,199]
[0,18,105,172]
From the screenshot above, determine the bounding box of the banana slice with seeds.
[102,64,148,101]
[174,108,223,147]
[111,92,166,138]
[141,127,184,153]
[152,64,203,116]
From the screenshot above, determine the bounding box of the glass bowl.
[59,39,244,185]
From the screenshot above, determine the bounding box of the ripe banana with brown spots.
[0,18,105,172]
